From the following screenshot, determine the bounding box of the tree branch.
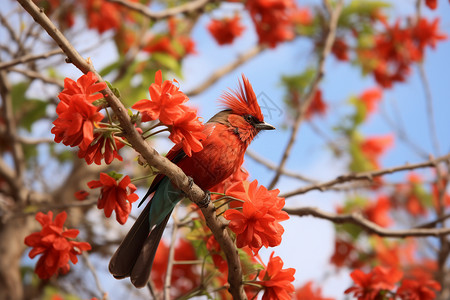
[0,48,62,70]
[108,0,214,21]
[267,0,344,189]
[17,1,246,298]
[186,45,265,97]
[285,206,450,238]
[280,152,450,198]
[245,149,318,183]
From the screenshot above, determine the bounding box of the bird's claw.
[198,191,211,208]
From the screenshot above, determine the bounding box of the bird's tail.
[109,178,183,288]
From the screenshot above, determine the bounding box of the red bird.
[109,75,275,288]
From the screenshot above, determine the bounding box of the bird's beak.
[255,121,276,131]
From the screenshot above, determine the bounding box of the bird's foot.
[197,190,211,208]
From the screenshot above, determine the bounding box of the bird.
[109,74,275,288]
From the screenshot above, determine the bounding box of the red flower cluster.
[364,195,392,227]
[305,89,328,120]
[246,0,298,47]
[256,252,296,300]
[208,15,245,45]
[77,128,125,165]
[360,134,394,169]
[296,281,335,300]
[88,173,139,225]
[132,70,205,156]
[360,17,446,88]
[144,18,196,60]
[24,211,91,279]
[210,166,249,200]
[345,266,403,299]
[346,265,441,300]
[397,279,441,300]
[85,0,120,33]
[223,180,289,254]
[52,72,105,150]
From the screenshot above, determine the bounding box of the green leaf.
[152,52,181,75]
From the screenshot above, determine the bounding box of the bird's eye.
[244,115,253,123]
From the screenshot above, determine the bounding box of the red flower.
[87,173,139,225]
[332,39,349,61]
[85,0,121,33]
[246,0,298,47]
[143,18,196,59]
[24,211,91,279]
[360,134,394,169]
[359,88,383,116]
[296,281,335,300]
[256,252,296,300]
[57,72,106,104]
[305,89,327,120]
[364,195,392,227]
[77,129,125,165]
[168,106,205,156]
[412,18,447,52]
[132,70,188,124]
[330,238,357,268]
[208,15,245,45]
[223,180,289,254]
[52,72,105,150]
[397,279,441,300]
[290,7,313,25]
[425,0,437,10]
[74,190,89,200]
[345,266,403,300]
[210,166,249,200]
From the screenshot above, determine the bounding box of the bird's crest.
[220,74,264,122]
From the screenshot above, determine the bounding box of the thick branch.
[267,0,343,189]
[285,206,450,238]
[17,0,245,298]
[281,152,450,198]
[109,0,213,20]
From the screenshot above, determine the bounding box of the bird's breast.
[177,124,247,190]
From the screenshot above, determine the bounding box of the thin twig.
[0,48,62,70]
[82,252,109,300]
[280,152,450,198]
[418,63,440,155]
[17,1,246,298]
[267,0,344,189]
[10,67,64,88]
[186,45,265,97]
[108,0,213,20]
[245,149,318,183]
[164,207,178,300]
[285,206,450,238]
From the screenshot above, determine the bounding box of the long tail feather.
[130,211,172,288]
[109,201,152,279]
